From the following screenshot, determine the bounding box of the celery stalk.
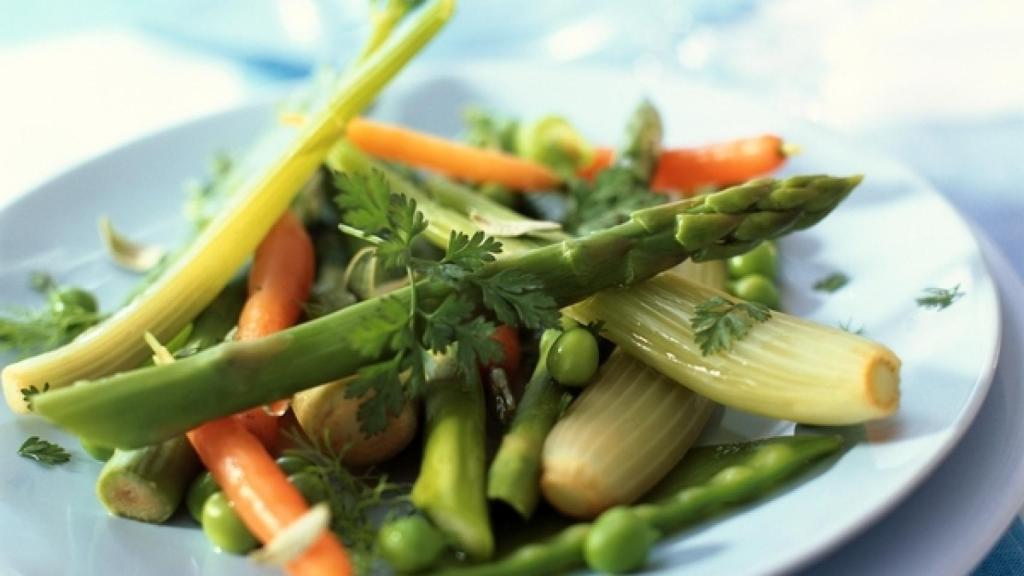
[2,0,456,412]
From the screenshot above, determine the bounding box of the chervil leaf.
[472,270,560,329]
[441,230,502,274]
[344,356,408,436]
[691,296,771,355]
[345,296,410,358]
[916,284,964,310]
[814,272,849,293]
[18,436,70,466]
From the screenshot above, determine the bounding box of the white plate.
[0,64,1002,575]
[802,232,1024,576]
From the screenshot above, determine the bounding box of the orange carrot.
[485,324,521,378]
[233,211,316,451]
[578,146,614,180]
[347,117,560,191]
[651,134,788,193]
[188,419,352,576]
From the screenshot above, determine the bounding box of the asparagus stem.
[412,352,494,560]
[486,329,562,518]
[95,281,245,523]
[434,435,842,576]
[1,0,456,413]
[34,174,856,448]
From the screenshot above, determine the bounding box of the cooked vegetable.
[378,515,448,573]
[80,437,114,461]
[287,471,328,505]
[583,507,659,574]
[726,240,778,279]
[187,471,221,522]
[189,418,354,575]
[98,216,166,273]
[2,0,455,413]
[96,279,244,524]
[729,274,781,309]
[618,99,663,183]
[346,118,560,190]
[290,376,419,467]
[546,327,599,388]
[569,273,900,425]
[34,173,858,447]
[233,210,316,451]
[201,491,259,554]
[96,437,200,523]
[515,115,595,174]
[541,349,714,518]
[487,328,562,518]
[651,134,791,193]
[434,435,842,576]
[578,146,614,180]
[412,353,494,560]
[356,0,427,64]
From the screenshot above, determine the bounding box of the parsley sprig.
[0,273,105,357]
[916,284,964,310]
[18,436,70,466]
[565,167,663,235]
[691,296,772,356]
[335,171,558,434]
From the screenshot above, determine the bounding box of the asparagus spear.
[96,280,245,523]
[1,0,456,413]
[341,153,897,426]
[412,352,494,560]
[34,174,857,448]
[486,328,563,518]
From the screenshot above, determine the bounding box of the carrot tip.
[780,142,802,157]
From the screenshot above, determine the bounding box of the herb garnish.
[282,431,406,573]
[335,171,559,434]
[916,284,964,310]
[19,383,50,411]
[565,167,664,235]
[463,107,519,153]
[839,319,865,335]
[18,436,70,466]
[0,273,104,357]
[691,296,771,355]
[814,272,849,293]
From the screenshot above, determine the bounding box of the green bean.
[435,434,842,576]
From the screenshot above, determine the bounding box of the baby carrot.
[651,134,790,193]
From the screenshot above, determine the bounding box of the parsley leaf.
[472,270,560,330]
[839,318,865,335]
[440,230,502,274]
[18,436,70,466]
[814,272,849,293]
[344,356,409,436]
[691,296,771,355]
[916,284,964,310]
[1,274,105,357]
[346,296,410,358]
[336,171,427,271]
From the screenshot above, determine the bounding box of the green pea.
[78,437,113,461]
[378,515,447,573]
[709,465,756,488]
[52,287,98,314]
[201,492,257,554]
[186,471,220,523]
[747,444,796,472]
[288,471,327,504]
[727,241,778,279]
[547,328,600,387]
[275,455,311,475]
[729,274,781,309]
[584,507,659,574]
